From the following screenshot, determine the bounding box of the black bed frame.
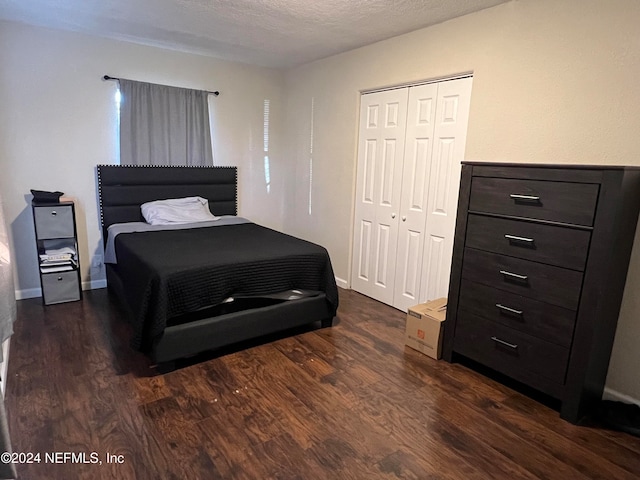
[97,165,334,367]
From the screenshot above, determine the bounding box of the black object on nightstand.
[32,199,82,305]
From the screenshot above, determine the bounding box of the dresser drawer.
[469,177,599,226]
[34,205,75,239]
[454,312,570,385]
[458,280,576,347]
[465,214,591,270]
[462,248,583,310]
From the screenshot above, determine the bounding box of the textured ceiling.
[0,0,510,68]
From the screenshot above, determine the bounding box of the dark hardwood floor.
[6,288,640,479]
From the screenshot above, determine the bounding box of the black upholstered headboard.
[97,165,237,239]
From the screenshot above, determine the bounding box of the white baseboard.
[335,276,348,289]
[83,279,107,290]
[602,387,640,406]
[15,287,41,300]
[16,279,107,300]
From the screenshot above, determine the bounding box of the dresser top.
[462,161,640,171]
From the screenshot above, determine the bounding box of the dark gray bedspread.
[112,222,339,351]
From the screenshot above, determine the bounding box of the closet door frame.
[350,75,473,310]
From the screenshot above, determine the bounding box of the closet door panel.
[394,83,438,311]
[419,77,473,303]
[422,234,447,302]
[352,88,408,305]
[354,219,373,283]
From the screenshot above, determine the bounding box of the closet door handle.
[391,213,396,219]
[402,216,406,222]
[499,270,528,281]
[491,336,518,350]
[509,194,540,202]
[504,234,534,244]
[496,303,523,315]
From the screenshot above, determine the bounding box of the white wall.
[282,0,640,401]
[0,21,286,297]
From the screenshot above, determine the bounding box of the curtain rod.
[102,75,219,96]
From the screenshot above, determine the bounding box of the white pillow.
[141,196,218,225]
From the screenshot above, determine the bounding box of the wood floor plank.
[502,393,640,475]
[407,385,592,480]
[399,350,637,479]
[351,377,541,480]
[5,288,640,479]
[216,349,331,451]
[416,363,638,480]
[235,345,401,466]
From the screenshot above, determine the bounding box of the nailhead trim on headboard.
[96,164,238,233]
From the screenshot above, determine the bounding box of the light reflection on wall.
[309,97,315,215]
[115,88,121,164]
[263,99,271,193]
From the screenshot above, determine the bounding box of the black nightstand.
[32,200,82,305]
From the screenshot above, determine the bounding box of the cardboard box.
[405,298,447,359]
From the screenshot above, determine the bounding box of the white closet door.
[392,83,439,312]
[419,76,473,303]
[351,88,409,305]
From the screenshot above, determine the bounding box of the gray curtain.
[0,193,17,480]
[119,79,214,166]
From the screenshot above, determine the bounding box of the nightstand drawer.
[462,248,583,310]
[458,280,576,347]
[465,214,591,270]
[34,205,74,239]
[41,271,80,305]
[454,312,570,385]
[469,177,599,226]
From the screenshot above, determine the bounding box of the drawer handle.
[504,234,534,244]
[51,210,57,216]
[57,276,63,281]
[509,194,540,203]
[499,270,528,281]
[509,193,540,202]
[491,336,518,350]
[496,303,523,315]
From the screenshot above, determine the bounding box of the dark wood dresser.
[442,162,640,423]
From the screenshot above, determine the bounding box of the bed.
[97,165,338,369]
